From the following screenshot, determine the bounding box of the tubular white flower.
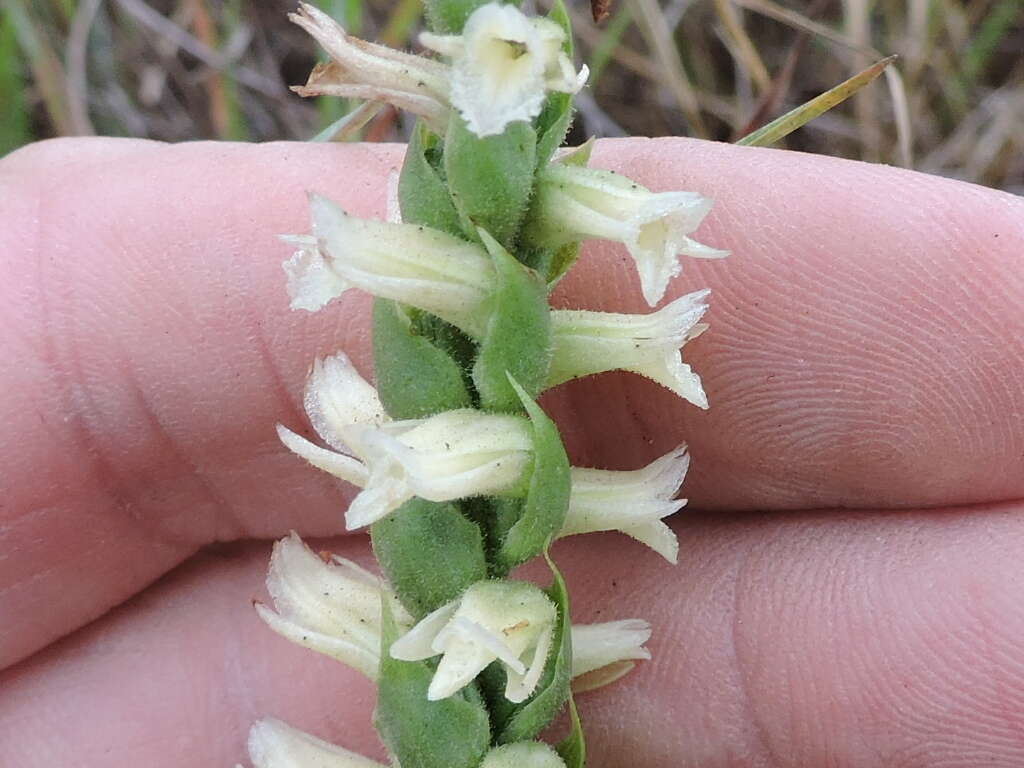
[247,718,387,768]
[559,444,690,563]
[283,194,495,336]
[528,164,729,306]
[481,742,567,768]
[570,620,652,693]
[548,290,711,408]
[289,3,450,132]
[344,409,534,530]
[253,533,412,679]
[390,580,557,702]
[276,354,534,530]
[420,2,587,137]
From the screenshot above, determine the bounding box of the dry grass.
[1,0,1021,191]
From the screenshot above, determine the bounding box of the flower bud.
[420,2,587,137]
[527,164,729,306]
[480,742,567,768]
[246,718,386,768]
[283,194,495,336]
[549,290,711,408]
[390,580,557,702]
[254,533,412,679]
[571,619,651,693]
[559,444,689,563]
[289,3,450,132]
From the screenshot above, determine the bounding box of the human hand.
[1,137,1022,766]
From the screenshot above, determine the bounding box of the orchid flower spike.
[527,163,729,306]
[420,2,587,137]
[549,289,712,408]
[254,533,412,679]
[245,718,387,768]
[289,3,450,132]
[390,580,557,702]
[480,742,568,768]
[282,194,495,336]
[560,443,690,563]
[570,619,652,693]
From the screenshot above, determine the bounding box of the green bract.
[472,231,552,412]
[372,299,473,419]
[445,117,537,249]
[371,498,488,618]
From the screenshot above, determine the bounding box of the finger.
[3,506,1024,767]
[2,138,1022,669]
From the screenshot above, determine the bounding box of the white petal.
[281,235,350,312]
[504,622,553,703]
[389,601,459,661]
[254,602,380,679]
[621,520,679,564]
[571,620,652,678]
[248,717,387,768]
[427,634,500,700]
[303,352,387,453]
[276,424,369,487]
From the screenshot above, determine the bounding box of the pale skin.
[0,136,1022,767]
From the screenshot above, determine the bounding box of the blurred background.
[0,0,1021,191]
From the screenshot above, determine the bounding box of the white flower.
[390,580,557,702]
[282,194,495,337]
[559,444,690,563]
[289,3,450,132]
[344,409,533,529]
[571,620,651,693]
[528,164,729,306]
[420,2,587,137]
[548,290,711,408]
[275,351,385,489]
[481,742,567,768]
[253,533,412,679]
[246,718,386,768]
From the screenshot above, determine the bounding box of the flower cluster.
[241,2,728,766]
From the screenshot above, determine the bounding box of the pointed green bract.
[556,695,586,768]
[445,117,537,249]
[371,498,488,618]
[376,600,492,768]
[373,299,473,419]
[400,121,464,236]
[492,378,570,573]
[472,231,552,412]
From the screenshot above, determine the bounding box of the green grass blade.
[736,55,897,147]
[0,9,32,155]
